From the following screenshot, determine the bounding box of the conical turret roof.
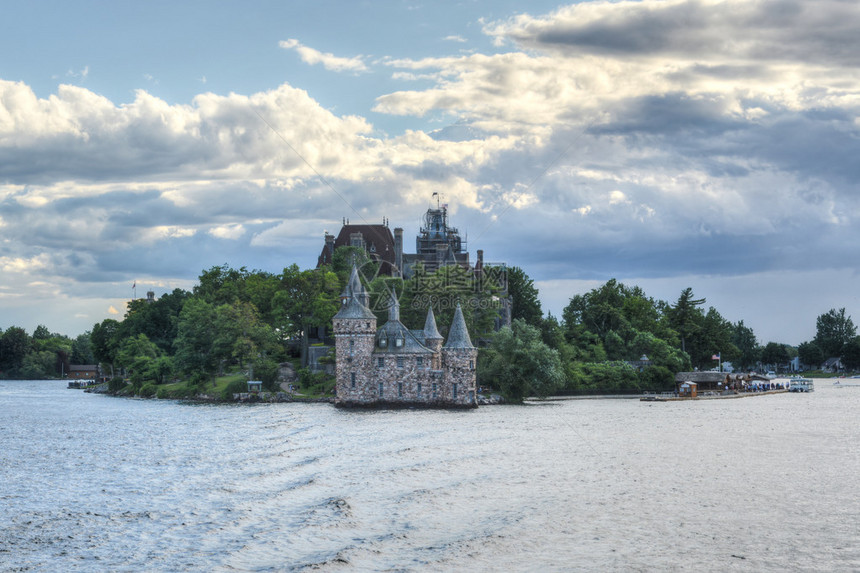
[444,303,474,349]
[334,291,377,320]
[386,284,400,322]
[423,306,443,340]
[340,264,369,308]
[334,264,375,319]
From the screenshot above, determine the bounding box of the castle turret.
[423,306,444,366]
[386,286,400,322]
[444,303,474,350]
[442,303,478,407]
[333,265,377,406]
[340,264,370,308]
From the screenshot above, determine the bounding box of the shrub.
[139,383,157,398]
[297,368,335,395]
[108,377,127,394]
[221,379,249,401]
[638,365,674,392]
[255,359,280,392]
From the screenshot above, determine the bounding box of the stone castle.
[333,265,478,408]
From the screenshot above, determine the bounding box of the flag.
[132,281,136,289]
[712,353,720,360]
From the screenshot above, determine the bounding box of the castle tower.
[423,306,443,368]
[442,303,478,407]
[333,265,377,406]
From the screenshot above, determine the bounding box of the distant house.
[823,357,843,373]
[68,364,99,380]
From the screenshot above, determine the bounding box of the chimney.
[394,227,404,277]
[325,232,335,259]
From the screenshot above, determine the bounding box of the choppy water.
[0,380,857,572]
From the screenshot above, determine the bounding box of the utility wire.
[474,117,598,242]
[253,108,369,226]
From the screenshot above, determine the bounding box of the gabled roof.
[444,303,474,349]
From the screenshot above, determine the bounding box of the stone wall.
[443,347,479,407]
[333,317,376,406]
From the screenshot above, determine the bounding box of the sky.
[1,0,859,346]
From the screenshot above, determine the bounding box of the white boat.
[788,377,814,392]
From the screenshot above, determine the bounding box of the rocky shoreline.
[85,382,506,406]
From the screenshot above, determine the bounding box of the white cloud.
[208,224,245,240]
[279,39,368,73]
[2,1,860,343]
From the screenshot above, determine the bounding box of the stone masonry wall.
[333,317,376,406]
[442,348,479,407]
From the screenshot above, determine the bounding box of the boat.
[788,377,814,393]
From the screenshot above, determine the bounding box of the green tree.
[668,287,706,355]
[173,298,219,378]
[212,301,278,374]
[91,319,121,374]
[273,265,341,365]
[19,350,56,379]
[194,264,251,306]
[71,332,96,364]
[482,319,565,401]
[116,333,160,389]
[731,320,760,370]
[32,325,52,341]
[629,331,690,373]
[572,362,640,394]
[395,262,502,344]
[506,266,542,327]
[813,308,856,358]
[117,289,190,355]
[841,337,860,371]
[761,342,790,371]
[685,307,739,369]
[564,279,633,343]
[797,341,824,369]
[0,326,31,376]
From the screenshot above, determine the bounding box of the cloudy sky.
[2,0,859,346]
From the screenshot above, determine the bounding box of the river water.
[0,380,857,572]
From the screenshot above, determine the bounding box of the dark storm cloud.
[590,93,746,137]
[498,0,860,67]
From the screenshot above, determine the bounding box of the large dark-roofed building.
[317,220,397,275]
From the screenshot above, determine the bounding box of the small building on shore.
[675,371,773,394]
[68,364,100,380]
[675,371,733,393]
